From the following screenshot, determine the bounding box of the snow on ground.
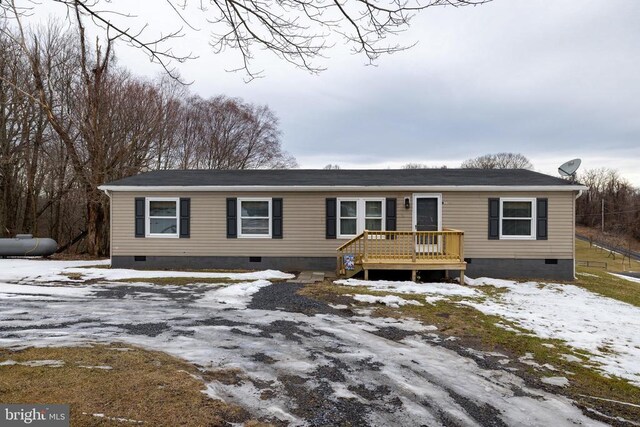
[351,294,423,308]
[336,278,479,297]
[340,275,640,386]
[196,280,274,309]
[611,273,640,284]
[0,259,110,282]
[51,267,294,283]
[0,259,608,426]
[0,283,93,298]
[0,258,293,284]
[465,277,640,386]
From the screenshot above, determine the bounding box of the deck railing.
[337,229,464,274]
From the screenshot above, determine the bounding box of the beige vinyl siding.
[110,190,576,259]
[442,192,574,259]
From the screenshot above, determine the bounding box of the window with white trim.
[338,198,385,238]
[500,198,536,239]
[146,198,179,237]
[238,198,272,237]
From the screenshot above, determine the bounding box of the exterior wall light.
[404,197,410,209]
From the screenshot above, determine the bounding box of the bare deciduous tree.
[401,163,447,169]
[0,16,297,255]
[1,0,490,80]
[460,153,533,170]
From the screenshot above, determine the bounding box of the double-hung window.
[146,198,179,237]
[500,198,536,239]
[238,198,272,238]
[337,198,385,238]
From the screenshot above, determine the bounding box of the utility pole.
[601,199,605,232]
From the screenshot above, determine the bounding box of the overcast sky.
[50,0,640,185]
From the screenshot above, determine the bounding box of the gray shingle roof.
[102,169,576,187]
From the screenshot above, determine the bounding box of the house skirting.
[464,258,574,281]
[112,255,574,281]
[111,256,337,272]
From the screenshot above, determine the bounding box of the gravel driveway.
[0,276,605,426]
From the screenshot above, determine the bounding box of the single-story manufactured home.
[98,169,587,281]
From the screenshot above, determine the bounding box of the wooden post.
[363,230,368,262]
[364,269,369,281]
[412,231,417,262]
[459,270,465,285]
[411,270,417,282]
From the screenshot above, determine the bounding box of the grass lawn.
[0,344,265,427]
[575,237,640,273]
[575,238,640,306]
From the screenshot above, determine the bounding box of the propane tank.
[0,234,58,257]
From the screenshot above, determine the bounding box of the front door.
[416,198,439,231]
[413,194,442,252]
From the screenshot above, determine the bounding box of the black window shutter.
[135,197,145,238]
[326,198,337,239]
[179,198,190,238]
[536,198,548,240]
[488,198,500,240]
[272,198,283,239]
[227,198,237,238]
[385,198,397,231]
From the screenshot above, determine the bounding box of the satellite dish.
[558,158,581,177]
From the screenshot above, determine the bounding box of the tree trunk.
[85,188,108,256]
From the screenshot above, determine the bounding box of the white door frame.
[412,193,442,231]
[412,193,443,253]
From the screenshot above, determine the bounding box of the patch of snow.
[0,359,64,367]
[576,272,599,278]
[45,267,294,283]
[494,321,521,333]
[540,376,569,387]
[89,413,143,424]
[328,303,349,310]
[196,280,273,309]
[0,283,93,298]
[542,343,555,348]
[335,278,480,298]
[561,354,582,363]
[352,294,423,308]
[610,273,640,284]
[462,277,640,386]
[425,296,445,305]
[79,365,112,370]
[0,259,110,283]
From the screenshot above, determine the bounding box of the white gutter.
[98,184,588,192]
[100,188,113,265]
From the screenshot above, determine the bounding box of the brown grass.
[574,239,640,306]
[0,344,262,427]
[575,238,640,273]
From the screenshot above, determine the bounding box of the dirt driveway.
[0,272,607,427]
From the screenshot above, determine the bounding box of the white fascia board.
[98,184,588,192]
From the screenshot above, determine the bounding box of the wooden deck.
[337,229,466,282]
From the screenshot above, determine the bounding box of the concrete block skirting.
[112,256,574,281]
[111,256,337,272]
[463,258,574,281]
